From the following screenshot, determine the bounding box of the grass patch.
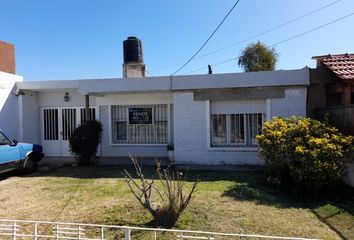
[0,166,352,239]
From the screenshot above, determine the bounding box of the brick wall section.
[173,92,262,165]
[0,40,15,74]
[173,87,307,165]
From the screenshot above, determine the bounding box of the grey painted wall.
[99,105,168,158]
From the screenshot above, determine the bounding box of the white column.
[266,98,271,121]
[85,95,90,121]
[18,94,24,141]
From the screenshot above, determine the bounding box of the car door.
[0,131,20,172]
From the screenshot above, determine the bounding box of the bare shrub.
[122,156,198,228]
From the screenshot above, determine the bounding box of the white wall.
[0,71,23,139]
[17,69,309,95]
[96,93,172,106]
[37,91,96,108]
[173,87,308,165]
[32,91,173,158]
[18,91,40,144]
[14,84,307,164]
[270,88,307,117]
[173,69,309,91]
[210,99,265,114]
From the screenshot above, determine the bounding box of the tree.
[238,41,278,72]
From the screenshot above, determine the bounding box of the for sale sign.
[128,107,153,124]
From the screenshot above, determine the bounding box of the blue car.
[0,129,44,174]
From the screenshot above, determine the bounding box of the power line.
[182,12,354,75]
[151,0,342,74]
[183,58,236,75]
[270,12,353,46]
[170,0,242,76]
[194,0,343,59]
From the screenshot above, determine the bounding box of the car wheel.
[23,156,38,173]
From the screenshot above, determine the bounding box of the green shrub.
[69,120,103,165]
[257,116,353,196]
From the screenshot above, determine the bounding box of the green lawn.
[0,166,353,239]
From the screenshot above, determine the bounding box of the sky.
[0,0,353,81]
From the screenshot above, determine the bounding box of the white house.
[0,38,309,165]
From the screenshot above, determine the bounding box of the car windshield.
[0,132,12,145]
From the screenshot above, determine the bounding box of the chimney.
[0,40,15,74]
[122,36,145,78]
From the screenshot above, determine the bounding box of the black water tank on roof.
[123,36,143,63]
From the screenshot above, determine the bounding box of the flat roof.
[17,69,309,95]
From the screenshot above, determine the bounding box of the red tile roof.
[312,53,354,83]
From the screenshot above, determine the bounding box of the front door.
[61,108,77,157]
[41,108,61,157]
[41,107,96,157]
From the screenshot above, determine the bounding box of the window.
[210,113,264,147]
[111,105,168,144]
[0,132,12,145]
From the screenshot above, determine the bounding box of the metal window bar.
[51,109,55,140]
[80,108,96,124]
[111,104,168,144]
[62,109,77,141]
[44,109,48,140]
[44,109,59,141]
[0,219,321,240]
[230,114,245,145]
[211,113,264,148]
[247,113,264,146]
[210,114,227,147]
[47,109,51,141]
[48,109,51,140]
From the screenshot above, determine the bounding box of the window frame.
[210,114,247,147]
[209,113,264,150]
[0,131,13,146]
[109,104,169,146]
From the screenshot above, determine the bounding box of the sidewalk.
[37,156,169,171]
[38,157,264,172]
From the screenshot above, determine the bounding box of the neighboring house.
[0,38,309,165]
[308,53,354,135]
[0,40,15,74]
[0,40,23,140]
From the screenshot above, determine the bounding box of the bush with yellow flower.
[257,116,353,196]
